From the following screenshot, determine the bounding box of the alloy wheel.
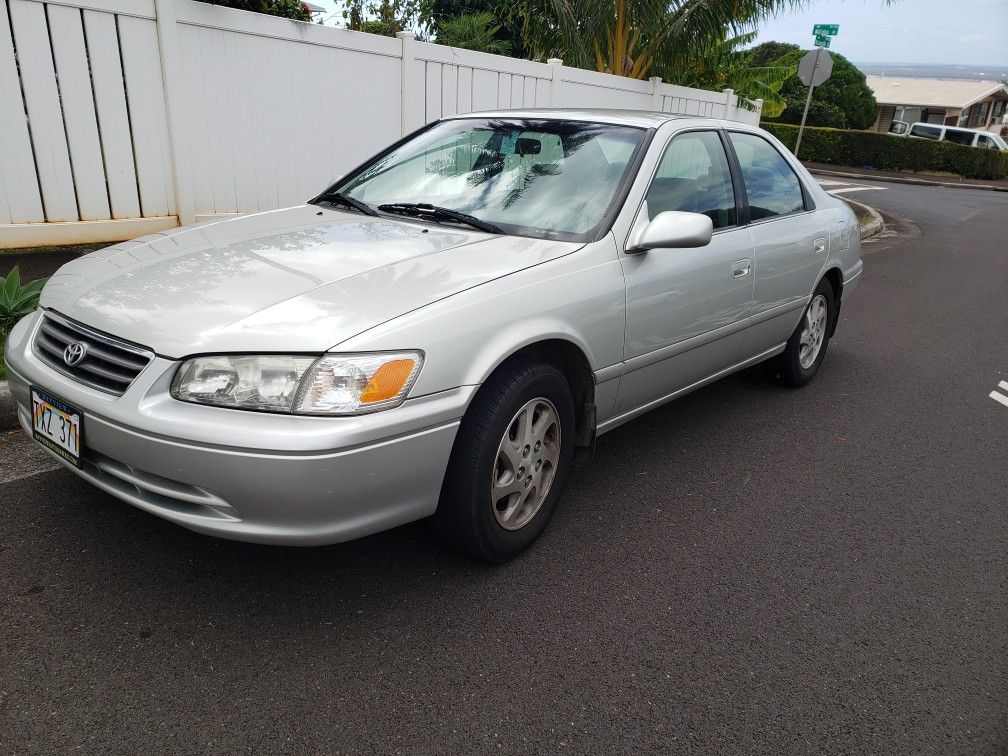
[799,294,828,369]
[491,397,561,531]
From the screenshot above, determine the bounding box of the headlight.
[171,352,423,415]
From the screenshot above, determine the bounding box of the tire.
[433,357,576,562]
[776,278,836,387]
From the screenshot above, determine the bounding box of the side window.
[943,128,974,146]
[644,131,736,228]
[728,132,805,221]
[909,124,942,140]
[976,134,993,150]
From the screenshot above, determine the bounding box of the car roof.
[442,108,752,130]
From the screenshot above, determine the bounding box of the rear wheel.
[433,358,575,562]
[776,278,835,387]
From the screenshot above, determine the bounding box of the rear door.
[617,129,754,413]
[726,131,830,354]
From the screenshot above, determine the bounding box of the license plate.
[31,388,83,468]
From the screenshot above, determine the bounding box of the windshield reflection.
[333,119,645,242]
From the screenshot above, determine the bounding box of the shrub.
[0,267,47,339]
[761,123,1008,181]
[195,1,312,22]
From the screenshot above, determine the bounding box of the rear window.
[728,132,805,221]
[909,124,942,140]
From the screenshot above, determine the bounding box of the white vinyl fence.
[0,0,762,247]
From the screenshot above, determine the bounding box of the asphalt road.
[2,179,1006,754]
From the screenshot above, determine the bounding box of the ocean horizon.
[856,62,1008,82]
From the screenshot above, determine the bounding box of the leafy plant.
[0,267,47,339]
[436,12,512,54]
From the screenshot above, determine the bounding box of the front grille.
[32,311,154,395]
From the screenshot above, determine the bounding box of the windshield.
[331,119,647,242]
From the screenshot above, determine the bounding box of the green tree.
[436,12,513,54]
[342,0,422,36]
[755,44,878,129]
[745,40,799,68]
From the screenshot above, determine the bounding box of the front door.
[618,129,755,414]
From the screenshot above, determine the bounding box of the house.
[867,76,1008,135]
[303,2,325,21]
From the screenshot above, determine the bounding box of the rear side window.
[909,124,942,140]
[645,130,736,228]
[944,129,975,146]
[728,132,805,220]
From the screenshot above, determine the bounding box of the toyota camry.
[4,109,862,561]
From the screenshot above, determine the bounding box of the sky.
[308,0,1008,67]
[749,0,1008,67]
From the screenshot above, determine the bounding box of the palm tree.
[543,0,827,79]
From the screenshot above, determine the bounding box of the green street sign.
[813,24,839,36]
[814,33,832,48]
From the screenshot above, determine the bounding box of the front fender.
[334,236,627,410]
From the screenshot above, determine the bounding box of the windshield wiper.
[310,191,378,216]
[377,203,502,234]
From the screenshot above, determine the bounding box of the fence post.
[752,99,764,125]
[547,58,563,107]
[722,88,734,120]
[650,77,663,111]
[153,0,194,225]
[397,32,423,136]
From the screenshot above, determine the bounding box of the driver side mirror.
[627,210,713,253]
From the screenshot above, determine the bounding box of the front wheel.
[433,358,575,562]
[777,278,835,387]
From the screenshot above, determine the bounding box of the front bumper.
[5,312,471,545]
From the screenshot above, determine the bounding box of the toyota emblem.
[63,342,87,366]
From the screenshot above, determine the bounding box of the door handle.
[813,237,826,255]
[732,258,752,278]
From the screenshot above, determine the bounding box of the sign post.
[794,24,838,158]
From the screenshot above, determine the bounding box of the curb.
[809,167,1008,193]
[837,196,884,240]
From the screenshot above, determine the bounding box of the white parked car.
[5,109,863,561]
[891,121,1008,151]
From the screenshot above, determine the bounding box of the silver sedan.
[4,109,862,561]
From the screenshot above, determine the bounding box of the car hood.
[39,206,581,358]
